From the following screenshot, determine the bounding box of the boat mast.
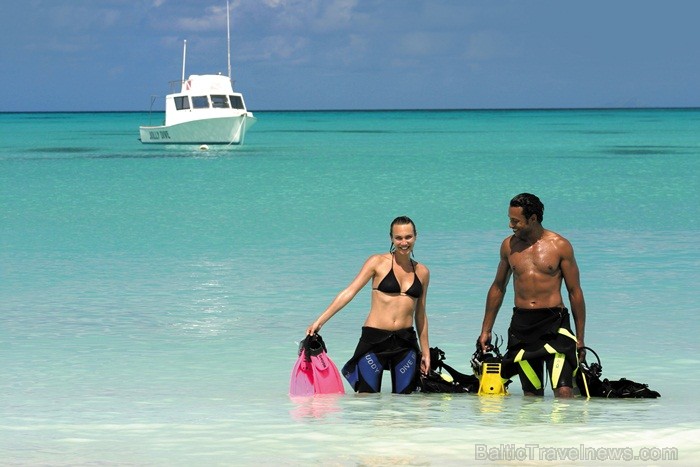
[226,0,232,81]
[181,39,187,83]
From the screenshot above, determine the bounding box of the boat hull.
[139,115,256,145]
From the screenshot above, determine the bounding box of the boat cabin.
[162,74,250,127]
[172,94,246,111]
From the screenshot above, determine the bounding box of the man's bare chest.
[509,245,560,276]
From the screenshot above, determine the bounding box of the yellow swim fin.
[478,362,508,395]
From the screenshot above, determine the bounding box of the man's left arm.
[560,239,586,357]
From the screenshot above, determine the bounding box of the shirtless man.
[478,193,586,398]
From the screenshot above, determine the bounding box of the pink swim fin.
[307,335,345,395]
[289,346,314,397]
[290,334,345,396]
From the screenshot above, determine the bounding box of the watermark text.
[475,443,678,462]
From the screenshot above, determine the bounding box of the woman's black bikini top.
[373,254,423,299]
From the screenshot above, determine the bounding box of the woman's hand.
[420,351,431,375]
[306,321,321,336]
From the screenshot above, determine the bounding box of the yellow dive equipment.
[471,336,509,396]
[478,362,508,395]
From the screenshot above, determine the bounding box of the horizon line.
[2,106,699,114]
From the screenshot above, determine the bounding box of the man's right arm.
[479,239,512,351]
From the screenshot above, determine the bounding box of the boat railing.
[166,78,237,92]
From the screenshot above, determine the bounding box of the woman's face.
[390,223,416,255]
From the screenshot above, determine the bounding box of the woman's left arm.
[415,264,431,374]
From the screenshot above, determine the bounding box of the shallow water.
[1,109,699,465]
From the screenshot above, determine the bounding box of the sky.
[2,0,699,112]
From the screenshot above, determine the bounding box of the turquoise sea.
[1,109,699,465]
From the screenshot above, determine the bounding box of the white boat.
[139,2,255,145]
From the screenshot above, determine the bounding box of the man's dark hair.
[510,193,544,223]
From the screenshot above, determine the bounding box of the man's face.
[508,206,534,239]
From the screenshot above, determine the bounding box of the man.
[478,193,586,397]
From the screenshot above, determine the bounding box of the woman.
[306,216,430,394]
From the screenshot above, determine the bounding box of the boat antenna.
[181,39,187,83]
[226,0,232,80]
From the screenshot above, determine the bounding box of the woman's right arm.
[306,255,379,335]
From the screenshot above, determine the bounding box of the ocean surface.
[1,109,699,466]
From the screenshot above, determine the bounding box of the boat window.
[174,96,190,110]
[211,95,230,108]
[229,95,245,110]
[192,96,209,109]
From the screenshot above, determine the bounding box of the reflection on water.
[477,394,507,414]
[289,394,343,420]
